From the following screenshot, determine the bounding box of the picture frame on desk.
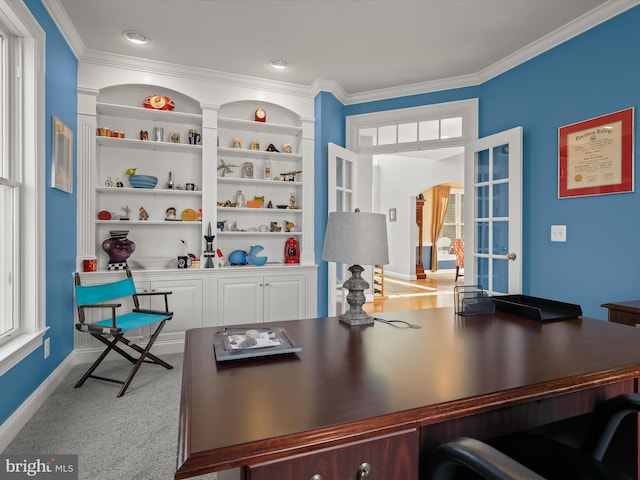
[213,327,301,361]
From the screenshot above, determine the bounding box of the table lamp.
[322,209,389,326]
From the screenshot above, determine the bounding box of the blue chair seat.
[94,311,173,333]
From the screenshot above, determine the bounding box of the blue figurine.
[228,245,267,266]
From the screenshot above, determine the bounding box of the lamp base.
[339,312,374,326]
[338,264,374,327]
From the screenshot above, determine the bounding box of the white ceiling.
[47,0,633,98]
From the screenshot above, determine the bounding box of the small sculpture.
[218,159,238,177]
[266,143,280,152]
[166,207,177,220]
[121,205,131,220]
[139,207,149,220]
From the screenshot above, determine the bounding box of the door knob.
[357,462,372,479]
[507,252,517,261]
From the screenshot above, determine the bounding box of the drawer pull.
[357,462,372,479]
[310,475,323,480]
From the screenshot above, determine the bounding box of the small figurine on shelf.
[167,171,175,190]
[217,159,238,177]
[115,178,124,188]
[120,205,131,221]
[267,200,273,209]
[139,207,149,221]
[166,207,177,221]
[105,177,114,187]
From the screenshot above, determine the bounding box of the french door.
[327,143,358,316]
[464,127,522,294]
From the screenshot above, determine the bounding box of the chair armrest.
[581,393,640,460]
[133,308,173,317]
[134,291,172,313]
[429,437,545,480]
[77,303,121,328]
[78,303,122,309]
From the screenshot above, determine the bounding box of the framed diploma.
[559,108,634,198]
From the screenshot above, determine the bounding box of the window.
[440,189,464,252]
[357,116,463,147]
[0,2,46,374]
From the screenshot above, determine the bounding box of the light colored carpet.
[4,353,215,480]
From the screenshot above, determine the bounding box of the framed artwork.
[558,108,634,198]
[52,116,73,193]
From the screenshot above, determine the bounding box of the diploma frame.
[558,108,634,198]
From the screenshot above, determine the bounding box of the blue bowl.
[129,175,158,189]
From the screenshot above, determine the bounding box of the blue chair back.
[75,277,136,306]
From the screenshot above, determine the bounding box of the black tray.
[491,295,582,321]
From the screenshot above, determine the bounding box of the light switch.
[551,225,566,242]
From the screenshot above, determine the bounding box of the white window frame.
[347,99,478,156]
[0,0,47,376]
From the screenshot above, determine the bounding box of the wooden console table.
[602,300,640,328]
[176,308,640,479]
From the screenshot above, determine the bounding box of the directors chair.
[74,267,173,397]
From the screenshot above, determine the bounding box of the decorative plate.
[142,95,175,111]
[181,208,197,221]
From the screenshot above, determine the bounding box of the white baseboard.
[0,353,77,452]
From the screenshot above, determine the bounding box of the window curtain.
[430,185,451,271]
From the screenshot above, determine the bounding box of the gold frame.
[52,116,73,193]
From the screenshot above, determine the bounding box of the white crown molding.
[476,0,640,85]
[42,0,82,58]
[341,0,640,105]
[310,78,348,104]
[44,0,640,105]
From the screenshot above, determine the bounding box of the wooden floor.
[364,273,459,313]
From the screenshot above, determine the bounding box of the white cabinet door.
[217,276,263,325]
[264,275,305,323]
[147,278,203,340]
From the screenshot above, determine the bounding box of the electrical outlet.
[550,225,566,242]
[44,337,50,359]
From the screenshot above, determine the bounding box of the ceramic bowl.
[130,256,174,270]
[128,174,158,189]
[247,200,264,208]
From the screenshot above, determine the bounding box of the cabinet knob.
[357,462,372,479]
[310,475,323,480]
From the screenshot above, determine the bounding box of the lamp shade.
[322,211,389,266]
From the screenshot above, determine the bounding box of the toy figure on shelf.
[121,205,131,221]
[139,207,149,220]
[218,159,238,177]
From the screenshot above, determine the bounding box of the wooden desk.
[602,300,640,328]
[175,308,640,480]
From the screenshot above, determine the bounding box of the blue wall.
[315,5,640,320]
[0,0,77,425]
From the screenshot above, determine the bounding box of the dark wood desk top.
[176,308,640,479]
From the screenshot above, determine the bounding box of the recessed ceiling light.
[270,59,289,70]
[123,30,150,46]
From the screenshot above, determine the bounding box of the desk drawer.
[246,429,418,480]
[608,310,640,328]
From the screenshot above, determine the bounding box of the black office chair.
[428,393,640,480]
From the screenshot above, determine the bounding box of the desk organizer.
[491,295,582,321]
[454,285,495,316]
